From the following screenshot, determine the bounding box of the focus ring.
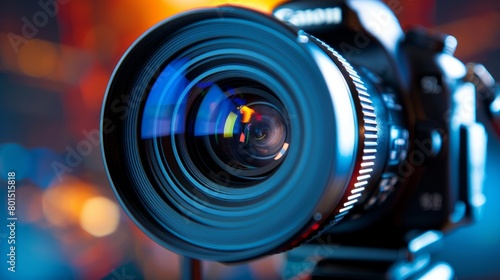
[308,35,379,223]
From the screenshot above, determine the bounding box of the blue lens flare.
[141,60,248,140]
[141,60,189,139]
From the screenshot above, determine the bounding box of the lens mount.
[101,6,373,262]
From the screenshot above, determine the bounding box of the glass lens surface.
[141,60,291,187]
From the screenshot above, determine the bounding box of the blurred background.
[0,0,498,279]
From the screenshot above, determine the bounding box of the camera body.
[101,0,495,268]
[274,0,487,247]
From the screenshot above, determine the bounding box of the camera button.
[415,122,443,160]
[388,126,409,165]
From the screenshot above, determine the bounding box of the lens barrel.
[101,6,381,262]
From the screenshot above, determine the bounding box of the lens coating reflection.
[142,60,290,185]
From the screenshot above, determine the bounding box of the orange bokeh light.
[80,196,120,237]
[42,179,98,227]
[17,39,58,78]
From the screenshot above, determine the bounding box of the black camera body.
[101,0,498,277]
[273,0,487,248]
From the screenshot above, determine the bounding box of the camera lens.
[102,7,383,262]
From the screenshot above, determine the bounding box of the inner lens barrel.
[101,6,378,262]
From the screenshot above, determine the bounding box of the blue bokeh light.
[0,143,33,181]
[30,148,62,189]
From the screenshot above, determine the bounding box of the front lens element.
[142,67,291,184]
[140,53,292,187]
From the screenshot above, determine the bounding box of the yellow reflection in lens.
[239,105,255,123]
[80,197,120,237]
[224,112,238,138]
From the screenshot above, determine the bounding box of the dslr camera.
[101,0,500,278]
